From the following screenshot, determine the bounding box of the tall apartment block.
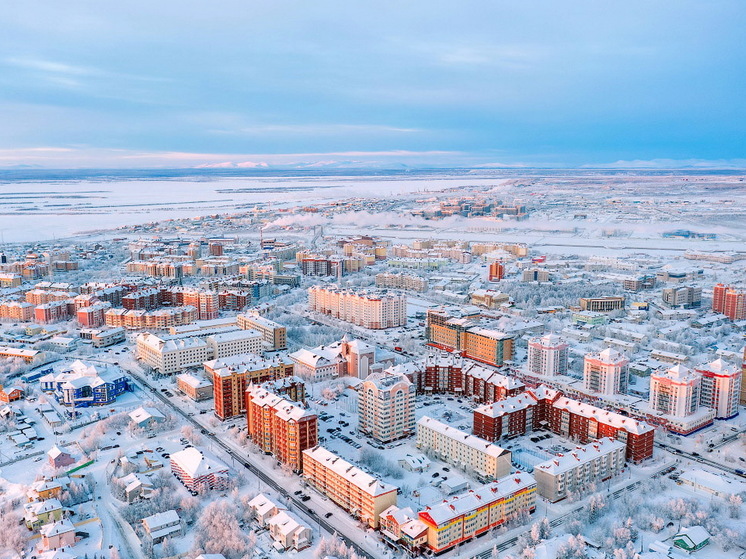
[207,353,294,420]
[488,261,505,282]
[583,348,629,395]
[527,334,568,377]
[696,359,741,419]
[357,371,415,443]
[302,446,398,528]
[649,365,715,434]
[245,385,317,472]
[712,284,746,320]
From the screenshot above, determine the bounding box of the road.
[654,440,746,477]
[124,364,380,559]
[467,463,672,559]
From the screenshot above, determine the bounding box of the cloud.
[584,159,746,169]
[210,123,421,136]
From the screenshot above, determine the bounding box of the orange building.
[208,354,294,420]
[245,385,317,472]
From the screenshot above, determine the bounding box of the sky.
[1,1,745,169]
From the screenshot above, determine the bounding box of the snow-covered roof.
[176,372,212,389]
[417,416,509,458]
[40,519,75,537]
[420,472,535,526]
[303,446,398,497]
[248,493,279,517]
[474,392,538,418]
[129,406,166,424]
[142,509,180,531]
[552,396,653,435]
[170,447,227,479]
[533,438,626,475]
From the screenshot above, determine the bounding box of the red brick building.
[245,385,317,472]
[488,261,505,282]
[713,283,746,320]
[473,392,539,441]
[122,288,162,311]
[548,396,654,462]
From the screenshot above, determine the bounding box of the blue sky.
[1,1,744,168]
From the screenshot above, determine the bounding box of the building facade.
[533,438,626,502]
[416,416,511,481]
[207,353,294,420]
[245,385,318,472]
[308,286,407,329]
[302,446,398,528]
[583,348,629,395]
[527,334,569,377]
[357,371,415,443]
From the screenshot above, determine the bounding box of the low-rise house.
[266,510,312,551]
[48,446,75,469]
[129,406,166,429]
[673,526,710,552]
[248,494,280,526]
[28,479,65,502]
[120,473,154,502]
[24,498,63,529]
[176,373,213,401]
[0,385,24,403]
[142,510,182,544]
[39,520,76,550]
[398,454,431,473]
[170,447,229,492]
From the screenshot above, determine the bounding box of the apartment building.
[522,268,550,283]
[533,438,626,502]
[289,335,393,381]
[416,416,511,481]
[472,392,539,441]
[696,359,741,419]
[237,312,287,350]
[413,353,524,402]
[426,309,514,368]
[207,353,294,420]
[0,346,40,363]
[583,348,629,396]
[0,301,34,322]
[549,396,654,462]
[579,297,625,312]
[136,328,262,374]
[302,446,398,528]
[375,272,428,292]
[648,365,715,434]
[417,472,536,553]
[76,302,111,328]
[662,286,702,309]
[712,284,746,320]
[527,334,569,377]
[245,385,318,472]
[308,286,407,329]
[488,261,505,282]
[105,305,198,330]
[357,371,415,443]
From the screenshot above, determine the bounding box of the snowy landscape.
[0,170,744,559]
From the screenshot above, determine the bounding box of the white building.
[142,510,182,543]
[696,359,741,419]
[136,329,262,374]
[527,334,569,377]
[649,364,701,417]
[583,348,629,395]
[533,438,626,502]
[416,416,511,481]
[358,371,415,443]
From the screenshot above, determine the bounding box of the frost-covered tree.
[191,500,252,559]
